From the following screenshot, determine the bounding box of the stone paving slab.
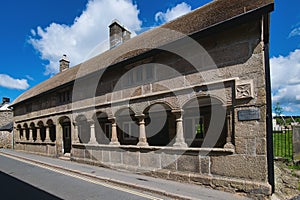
[0,149,250,200]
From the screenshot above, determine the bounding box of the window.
[58,90,72,104]
[122,122,137,140]
[124,65,155,87]
[128,71,134,86]
[67,91,71,101]
[184,116,205,139]
[25,104,32,113]
[136,67,143,82]
[146,65,154,80]
[105,123,112,139]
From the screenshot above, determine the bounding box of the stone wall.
[0,110,13,127]
[0,131,12,148]
[71,144,271,198]
[0,110,13,148]
[14,142,57,156]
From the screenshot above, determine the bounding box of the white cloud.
[0,74,29,90]
[270,49,300,113]
[30,29,36,37]
[283,106,295,113]
[155,2,191,24]
[289,27,300,38]
[25,75,34,81]
[29,0,142,75]
[271,49,300,91]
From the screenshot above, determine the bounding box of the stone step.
[59,153,71,161]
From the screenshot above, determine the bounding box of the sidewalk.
[0,149,250,200]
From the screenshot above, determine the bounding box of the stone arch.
[150,99,177,111]
[143,102,176,146]
[37,121,46,142]
[46,119,56,142]
[93,111,110,144]
[46,119,53,125]
[111,105,135,116]
[115,107,138,145]
[30,122,37,141]
[181,93,227,108]
[17,124,23,140]
[75,115,90,144]
[182,96,227,148]
[104,108,113,119]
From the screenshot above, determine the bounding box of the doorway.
[62,122,71,154]
[59,116,72,155]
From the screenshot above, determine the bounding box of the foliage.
[274,102,283,117]
[288,165,300,170]
[275,116,300,126]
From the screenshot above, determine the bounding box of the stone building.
[0,98,13,148]
[11,0,274,198]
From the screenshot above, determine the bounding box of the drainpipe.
[262,14,275,193]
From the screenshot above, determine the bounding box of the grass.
[273,129,293,160]
[288,165,300,170]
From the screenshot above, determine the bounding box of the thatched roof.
[12,0,274,106]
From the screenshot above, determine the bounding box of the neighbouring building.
[11,0,274,198]
[0,97,13,148]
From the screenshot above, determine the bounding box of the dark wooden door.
[63,123,71,154]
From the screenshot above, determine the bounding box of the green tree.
[274,102,283,117]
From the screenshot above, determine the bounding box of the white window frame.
[123,65,156,87]
[122,121,137,141]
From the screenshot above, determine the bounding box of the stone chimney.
[59,54,70,72]
[109,20,131,49]
[2,97,10,105]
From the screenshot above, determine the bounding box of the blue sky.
[0,0,299,116]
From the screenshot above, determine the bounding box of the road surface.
[0,154,165,200]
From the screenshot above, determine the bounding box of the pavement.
[0,149,250,200]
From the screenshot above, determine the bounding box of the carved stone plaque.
[236,80,254,99]
[238,108,260,121]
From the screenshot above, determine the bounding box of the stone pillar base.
[173,142,188,148]
[88,140,98,145]
[109,141,120,146]
[224,142,235,149]
[137,141,149,146]
[44,139,51,143]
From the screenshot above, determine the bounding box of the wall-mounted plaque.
[238,109,260,121]
[236,80,254,99]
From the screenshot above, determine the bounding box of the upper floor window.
[124,64,155,87]
[25,104,32,113]
[58,90,71,104]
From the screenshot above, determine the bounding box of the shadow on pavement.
[0,171,62,199]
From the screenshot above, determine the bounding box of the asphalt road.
[0,154,165,200]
